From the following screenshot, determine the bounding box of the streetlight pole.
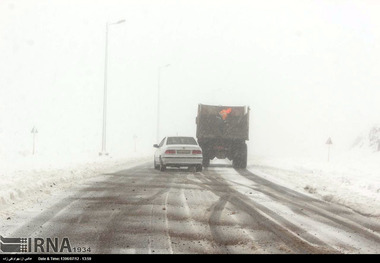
[100,19,125,156]
[156,64,170,143]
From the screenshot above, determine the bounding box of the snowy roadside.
[0,152,151,219]
[1,150,379,223]
[248,152,380,218]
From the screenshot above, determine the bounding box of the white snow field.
[0,146,379,221]
[250,151,380,218]
[0,151,151,219]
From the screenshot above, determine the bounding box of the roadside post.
[326,137,333,162]
[133,135,137,152]
[31,126,38,155]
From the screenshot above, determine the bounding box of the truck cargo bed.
[196,104,249,140]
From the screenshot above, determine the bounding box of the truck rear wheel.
[202,158,210,167]
[232,143,247,169]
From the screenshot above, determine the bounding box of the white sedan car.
[153,136,203,172]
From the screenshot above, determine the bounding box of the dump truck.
[196,104,250,168]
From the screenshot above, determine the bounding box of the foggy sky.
[1,0,380,159]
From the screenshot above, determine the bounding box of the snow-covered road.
[1,158,379,254]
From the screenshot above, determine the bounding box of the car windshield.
[167,137,197,145]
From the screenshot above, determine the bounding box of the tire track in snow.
[199,166,338,253]
[236,168,380,251]
[163,191,174,254]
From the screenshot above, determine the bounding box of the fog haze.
[1,0,379,159]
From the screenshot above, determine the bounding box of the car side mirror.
[153,144,159,148]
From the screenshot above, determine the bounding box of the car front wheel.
[154,159,159,169]
[159,157,166,171]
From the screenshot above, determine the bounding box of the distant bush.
[369,126,380,152]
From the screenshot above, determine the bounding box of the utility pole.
[99,19,125,156]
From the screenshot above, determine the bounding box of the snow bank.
[249,150,380,217]
[0,151,151,217]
